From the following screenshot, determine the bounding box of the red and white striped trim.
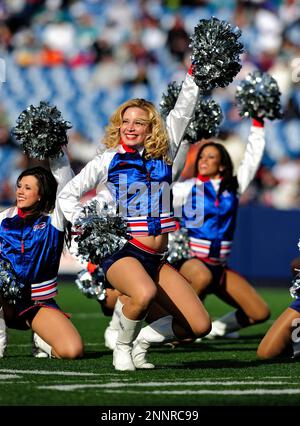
[160,216,177,233]
[189,237,211,257]
[189,237,232,261]
[31,277,58,300]
[130,238,165,255]
[127,216,149,236]
[126,213,177,236]
[219,241,232,258]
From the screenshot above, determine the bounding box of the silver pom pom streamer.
[167,227,192,265]
[160,81,223,143]
[159,82,181,121]
[75,268,107,302]
[190,16,244,91]
[235,70,283,120]
[13,101,72,160]
[186,98,223,143]
[290,271,300,299]
[0,260,24,304]
[74,199,130,265]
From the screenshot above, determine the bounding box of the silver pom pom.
[159,82,181,121]
[74,199,130,264]
[13,101,72,159]
[160,81,223,143]
[75,268,107,301]
[235,70,282,120]
[290,271,300,299]
[190,16,244,91]
[167,227,191,265]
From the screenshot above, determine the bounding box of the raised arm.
[236,119,265,195]
[172,139,190,182]
[57,152,111,224]
[167,69,200,161]
[49,148,74,195]
[49,148,75,231]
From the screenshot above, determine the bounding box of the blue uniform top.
[173,122,265,263]
[58,72,200,237]
[0,153,73,300]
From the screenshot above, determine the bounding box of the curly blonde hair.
[102,99,171,163]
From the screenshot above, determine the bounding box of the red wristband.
[188,65,193,75]
[252,118,264,127]
[87,262,97,273]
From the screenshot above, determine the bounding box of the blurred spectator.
[0,105,28,208]
[139,14,167,54]
[38,43,65,66]
[88,54,123,90]
[91,38,113,64]
[242,165,279,206]
[0,22,13,52]
[67,130,97,174]
[166,14,190,62]
[42,15,76,57]
[270,157,300,209]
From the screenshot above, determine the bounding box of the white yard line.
[37,380,300,391]
[0,374,21,379]
[0,369,99,376]
[104,389,300,395]
[8,342,101,347]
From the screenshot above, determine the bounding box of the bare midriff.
[134,234,168,253]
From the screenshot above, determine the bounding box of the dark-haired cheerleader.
[167,68,282,343]
[0,101,83,359]
[0,151,83,359]
[172,119,270,340]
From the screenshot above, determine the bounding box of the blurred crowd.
[0,0,299,209]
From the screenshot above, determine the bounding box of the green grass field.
[1,283,300,410]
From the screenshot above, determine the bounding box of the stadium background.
[0,0,299,285]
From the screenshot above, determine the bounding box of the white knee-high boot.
[104,298,123,351]
[0,307,7,358]
[113,310,144,371]
[33,333,52,358]
[132,315,175,369]
[206,311,241,339]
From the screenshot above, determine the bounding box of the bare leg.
[179,258,212,296]
[131,263,211,369]
[99,288,121,316]
[106,257,157,371]
[216,270,270,326]
[257,307,300,359]
[144,259,211,346]
[31,307,84,359]
[153,263,211,339]
[106,257,157,320]
[105,289,121,310]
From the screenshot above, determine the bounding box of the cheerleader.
[58,69,211,371]
[0,151,84,359]
[172,118,270,339]
[257,270,300,359]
